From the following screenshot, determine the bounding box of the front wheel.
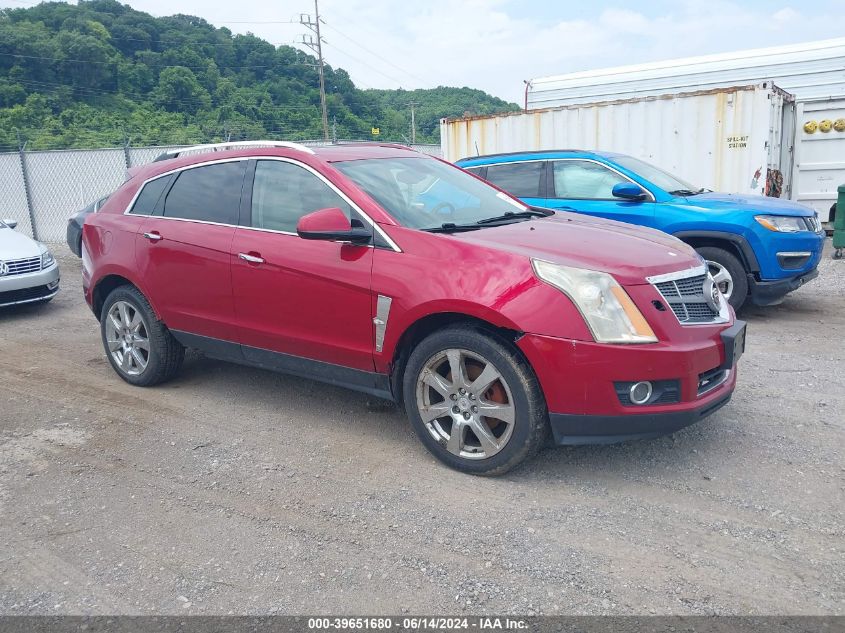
[695,246,748,310]
[100,285,184,387]
[402,326,549,476]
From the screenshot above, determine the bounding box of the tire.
[402,325,549,476]
[100,285,184,387]
[695,246,748,310]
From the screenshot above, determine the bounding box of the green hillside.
[0,0,518,150]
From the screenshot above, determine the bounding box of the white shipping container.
[525,38,845,221]
[441,84,793,198]
[793,99,845,220]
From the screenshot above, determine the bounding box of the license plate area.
[720,320,747,370]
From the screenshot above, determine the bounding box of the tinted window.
[484,162,543,198]
[251,160,353,233]
[163,162,244,224]
[129,176,170,215]
[552,160,628,199]
[463,166,483,176]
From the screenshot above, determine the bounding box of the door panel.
[231,230,375,371]
[133,160,245,341]
[545,159,657,228]
[232,158,375,372]
[136,218,236,339]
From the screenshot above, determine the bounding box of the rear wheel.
[402,326,548,476]
[695,246,748,310]
[100,285,184,386]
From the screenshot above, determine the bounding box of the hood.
[685,192,816,217]
[451,212,701,285]
[0,226,42,260]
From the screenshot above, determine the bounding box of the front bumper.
[748,267,819,306]
[549,390,733,444]
[518,320,744,445]
[0,262,60,307]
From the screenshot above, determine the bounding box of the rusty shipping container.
[441,83,794,199]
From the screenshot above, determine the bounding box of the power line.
[0,51,307,72]
[320,23,431,88]
[14,78,323,110]
[321,40,407,89]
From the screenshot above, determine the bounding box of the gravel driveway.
[0,245,842,615]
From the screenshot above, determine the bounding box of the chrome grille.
[651,269,723,325]
[0,256,41,276]
[805,215,822,233]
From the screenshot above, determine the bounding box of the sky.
[2,0,845,103]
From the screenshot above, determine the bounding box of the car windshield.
[333,157,529,230]
[612,155,703,195]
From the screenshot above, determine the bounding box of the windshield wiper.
[476,209,552,224]
[669,188,707,196]
[421,223,484,233]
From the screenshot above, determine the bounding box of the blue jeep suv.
[457,151,826,309]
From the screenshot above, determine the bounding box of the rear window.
[162,162,245,224]
[129,176,170,215]
[484,162,544,198]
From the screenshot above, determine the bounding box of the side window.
[462,166,484,177]
[484,162,543,198]
[552,161,627,199]
[163,162,244,224]
[251,160,353,233]
[129,176,170,215]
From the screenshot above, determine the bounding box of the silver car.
[0,218,60,307]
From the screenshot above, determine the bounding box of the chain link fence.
[0,141,441,243]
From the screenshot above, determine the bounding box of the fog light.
[629,381,653,405]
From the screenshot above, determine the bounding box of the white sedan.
[0,218,60,308]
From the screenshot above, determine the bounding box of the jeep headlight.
[754,215,805,233]
[39,244,55,269]
[532,259,657,344]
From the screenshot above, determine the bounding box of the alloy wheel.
[105,300,150,376]
[415,348,515,460]
[706,260,734,299]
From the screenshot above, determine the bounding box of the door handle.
[143,232,163,242]
[238,252,265,264]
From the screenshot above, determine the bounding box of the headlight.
[754,215,805,233]
[532,259,657,344]
[39,244,55,269]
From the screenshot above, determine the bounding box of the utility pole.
[408,101,417,145]
[300,1,330,141]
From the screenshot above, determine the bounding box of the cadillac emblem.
[704,275,722,312]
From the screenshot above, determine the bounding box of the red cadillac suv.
[82,141,745,475]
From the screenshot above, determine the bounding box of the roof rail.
[153,140,316,162]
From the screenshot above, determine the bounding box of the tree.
[152,66,211,114]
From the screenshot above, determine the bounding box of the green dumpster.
[835,184,845,259]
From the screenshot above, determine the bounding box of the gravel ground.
[0,244,842,616]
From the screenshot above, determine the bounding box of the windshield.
[612,155,701,195]
[334,157,528,230]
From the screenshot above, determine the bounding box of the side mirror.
[296,207,371,244]
[612,182,647,201]
[2,218,17,229]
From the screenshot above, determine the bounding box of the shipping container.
[524,38,845,221]
[441,83,794,198]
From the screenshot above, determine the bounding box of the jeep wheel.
[403,326,549,476]
[100,285,184,387]
[695,246,748,310]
